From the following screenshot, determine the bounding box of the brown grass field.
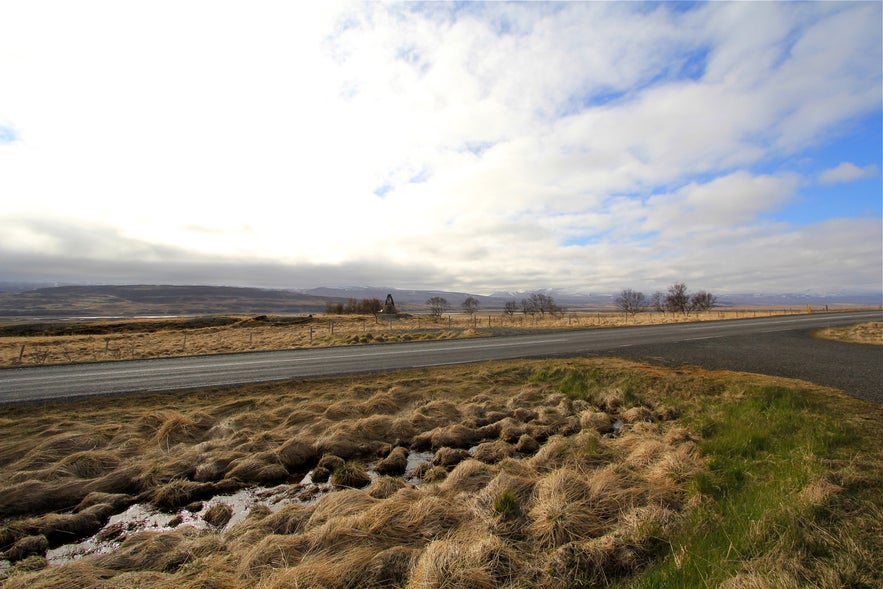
[1,358,880,588]
[0,308,856,368]
[814,321,882,345]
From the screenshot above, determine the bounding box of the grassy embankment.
[1,357,879,588]
[0,308,844,368]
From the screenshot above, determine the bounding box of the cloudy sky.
[1,1,880,295]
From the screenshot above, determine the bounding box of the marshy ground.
[1,358,880,588]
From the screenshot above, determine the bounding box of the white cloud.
[0,1,879,294]
[642,172,799,234]
[819,162,879,185]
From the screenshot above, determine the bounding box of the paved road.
[0,311,879,405]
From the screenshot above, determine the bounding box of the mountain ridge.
[0,283,877,319]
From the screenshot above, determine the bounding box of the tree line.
[329,286,714,320]
[325,298,383,316]
[615,283,717,316]
[427,293,566,319]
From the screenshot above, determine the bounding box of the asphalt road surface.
[0,311,879,405]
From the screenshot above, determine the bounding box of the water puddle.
[46,484,307,564]
[405,451,434,477]
[44,450,435,565]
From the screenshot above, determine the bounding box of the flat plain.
[2,308,865,368]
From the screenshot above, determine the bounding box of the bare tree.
[427,296,449,319]
[651,291,666,313]
[521,297,536,316]
[462,296,479,315]
[359,298,383,317]
[665,283,690,315]
[503,300,518,316]
[326,298,382,317]
[614,288,647,317]
[690,290,717,312]
[522,293,563,317]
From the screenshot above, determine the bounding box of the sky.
[0,1,881,296]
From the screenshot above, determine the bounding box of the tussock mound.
[203,503,233,528]
[495,417,527,443]
[621,405,653,424]
[92,529,194,572]
[330,462,371,488]
[529,468,603,548]
[317,453,345,472]
[1,560,118,588]
[139,411,214,448]
[16,432,110,470]
[440,459,495,495]
[86,464,142,495]
[276,438,317,472]
[260,546,379,589]
[414,423,481,450]
[0,479,91,517]
[407,531,521,589]
[313,432,382,459]
[239,534,310,578]
[193,454,238,482]
[76,491,134,512]
[528,435,574,472]
[478,469,537,515]
[376,446,409,476]
[225,452,289,485]
[579,410,615,434]
[362,388,410,415]
[260,502,314,535]
[472,440,516,464]
[362,545,419,588]
[367,475,406,499]
[152,479,216,511]
[515,434,540,454]
[364,491,467,545]
[306,489,379,530]
[3,534,48,562]
[53,450,121,479]
[0,359,712,588]
[432,446,470,467]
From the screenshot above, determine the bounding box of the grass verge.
[814,321,882,346]
[619,377,883,588]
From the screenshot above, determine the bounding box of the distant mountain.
[0,284,876,319]
[718,292,882,307]
[0,285,343,317]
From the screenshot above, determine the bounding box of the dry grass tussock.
[1,358,878,587]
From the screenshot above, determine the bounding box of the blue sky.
[0,1,880,295]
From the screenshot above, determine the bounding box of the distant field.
[0,359,879,587]
[0,285,334,317]
[0,308,849,368]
